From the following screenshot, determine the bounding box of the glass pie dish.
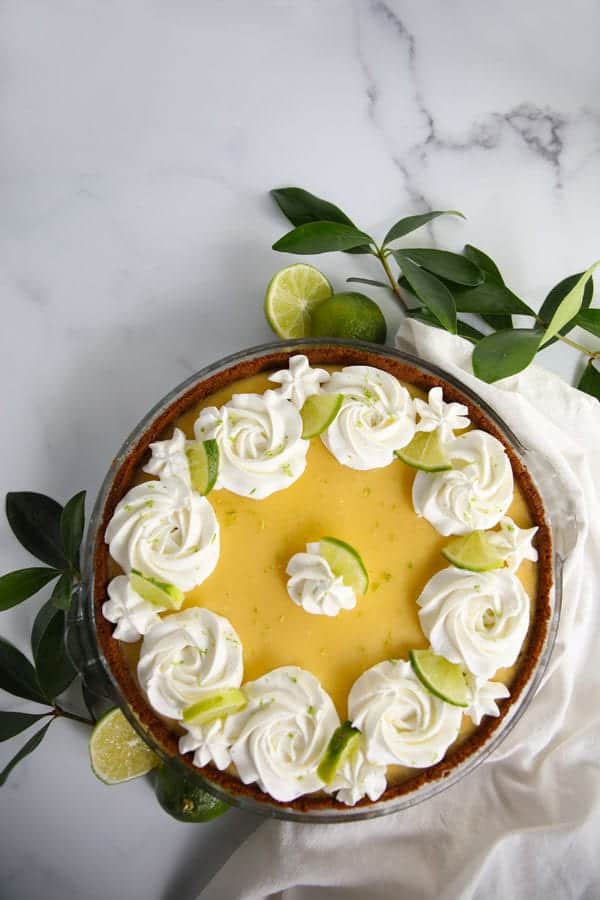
[66,339,570,823]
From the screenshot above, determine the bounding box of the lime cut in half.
[317,721,362,784]
[186,439,219,496]
[264,263,333,339]
[90,708,160,785]
[409,649,470,708]
[300,393,343,439]
[130,569,184,611]
[182,688,248,727]
[320,537,369,595]
[442,531,506,573]
[395,430,452,472]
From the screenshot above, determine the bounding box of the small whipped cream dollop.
[268,354,330,408]
[105,477,220,591]
[286,542,356,616]
[137,608,243,720]
[327,745,387,807]
[465,675,510,726]
[229,666,339,802]
[414,386,470,443]
[179,718,235,771]
[102,575,164,642]
[194,391,309,499]
[143,428,191,485]
[417,567,530,680]
[349,660,462,768]
[488,516,538,572]
[412,430,514,535]
[321,366,416,470]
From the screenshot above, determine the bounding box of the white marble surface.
[1,2,599,898]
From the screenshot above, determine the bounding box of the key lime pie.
[93,345,552,813]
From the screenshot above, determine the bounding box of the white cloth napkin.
[199,322,600,900]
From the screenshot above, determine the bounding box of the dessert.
[93,345,552,814]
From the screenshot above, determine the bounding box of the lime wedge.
[186,439,219,496]
[442,531,505,572]
[409,649,470,707]
[300,393,343,439]
[182,688,247,727]
[89,708,160,785]
[317,721,362,784]
[130,569,184,611]
[154,765,229,822]
[320,537,369,594]
[395,430,452,472]
[264,263,333,339]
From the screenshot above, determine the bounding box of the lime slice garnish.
[300,393,343,439]
[317,721,362,784]
[182,688,248,727]
[409,649,470,707]
[309,292,387,344]
[186,439,219,496]
[320,536,369,594]
[154,765,229,822]
[130,569,184,611]
[265,263,333,339]
[442,531,506,572]
[89,708,160,785]
[395,430,452,472]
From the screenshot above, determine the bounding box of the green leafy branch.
[270,187,600,399]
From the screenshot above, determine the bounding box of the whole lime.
[154,765,230,823]
[309,292,387,344]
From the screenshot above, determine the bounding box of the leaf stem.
[532,313,600,359]
[375,246,409,311]
[53,706,94,727]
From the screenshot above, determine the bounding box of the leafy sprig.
[270,187,600,399]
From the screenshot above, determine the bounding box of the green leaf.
[0,711,50,742]
[576,308,600,338]
[395,256,457,333]
[480,313,513,330]
[0,721,52,786]
[60,491,85,570]
[272,222,374,255]
[33,603,76,700]
[0,568,59,612]
[50,572,73,612]
[540,262,600,347]
[463,245,504,283]
[453,281,535,317]
[31,599,56,660]
[406,308,485,344]
[0,637,46,703]
[472,329,544,383]
[577,361,600,400]
[6,492,66,569]
[538,271,595,346]
[394,249,482,286]
[346,277,390,289]
[383,210,465,246]
[270,187,355,227]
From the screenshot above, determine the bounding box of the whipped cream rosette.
[414,386,470,443]
[268,354,330,408]
[179,718,235,772]
[488,516,538,572]
[321,365,416,470]
[137,608,243,720]
[105,476,219,591]
[417,567,530,680]
[229,666,339,802]
[464,675,510,726]
[286,542,356,616]
[102,575,164,642]
[143,427,191,485]
[413,430,513,535]
[349,660,462,768]
[327,746,387,806]
[194,391,308,499]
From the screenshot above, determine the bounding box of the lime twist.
[186,439,219,496]
[182,688,248,727]
[442,531,506,573]
[130,570,184,611]
[395,429,452,472]
[317,721,362,784]
[320,536,369,595]
[409,649,470,707]
[300,393,343,439]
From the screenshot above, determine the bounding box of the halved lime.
[409,649,470,707]
[442,531,505,572]
[300,393,343,439]
[89,708,160,785]
[395,430,452,472]
[154,765,229,822]
[182,688,248,727]
[320,537,369,594]
[317,721,362,784]
[130,569,184,611]
[264,263,333,339]
[186,439,219,496]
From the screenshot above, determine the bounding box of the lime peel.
[409,649,470,707]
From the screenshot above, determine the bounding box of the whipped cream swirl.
[105,477,219,591]
[194,391,308,499]
[412,430,513,535]
[102,575,164,642]
[179,718,236,771]
[143,428,191,485]
[465,675,510,726]
[137,608,243,720]
[321,366,416,470]
[488,516,538,572]
[327,745,387,806]
[414,386,470,443]
[349,660,462,768]
[286,542,356,616]
[417,567,530,680]
[230,666,339,802]
[268,354,330,409]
